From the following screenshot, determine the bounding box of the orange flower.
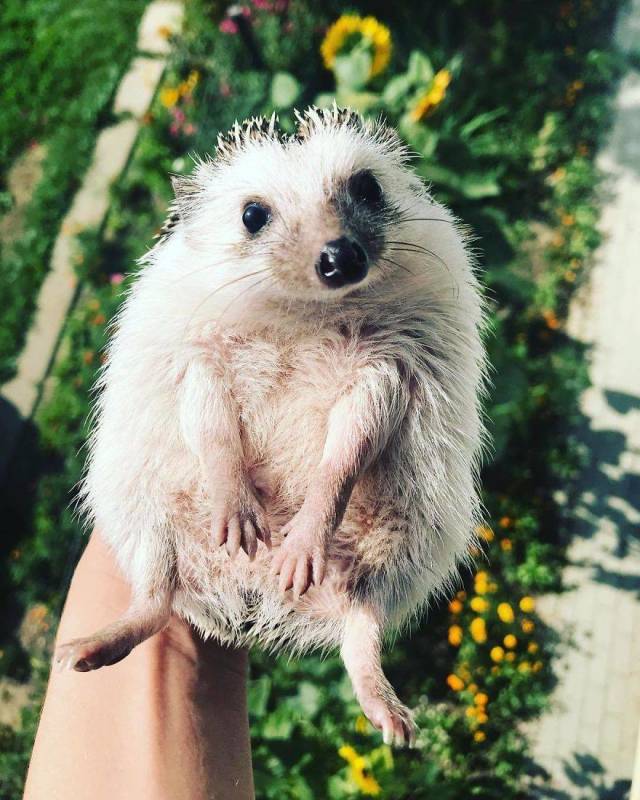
[476,524,494,542]
[448,625,463,647]
[470,618,487,644]
[447,674,465,692]
[542,309,560,330]
[449,598,463,614]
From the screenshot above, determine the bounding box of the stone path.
[529,3,640,797]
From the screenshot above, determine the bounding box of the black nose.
[316,236,369,289]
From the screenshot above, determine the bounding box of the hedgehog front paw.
[211,480,271,560]
[271,509,330,597]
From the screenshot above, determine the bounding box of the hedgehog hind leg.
[54,592,173,672]
[340,604,417,748]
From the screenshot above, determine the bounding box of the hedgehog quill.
[56,106,487,748]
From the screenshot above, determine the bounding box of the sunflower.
[321,14,391,79]
[410,69,452,122]
[338,745,382,796]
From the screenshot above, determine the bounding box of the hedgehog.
[55,105,487,748]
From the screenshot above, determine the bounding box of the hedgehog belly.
[168,473,417,655]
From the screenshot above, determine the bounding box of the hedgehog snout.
[315,236,368,289]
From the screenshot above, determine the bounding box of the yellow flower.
[533,660,544,672]
[321,14,391,78]
[474,692,488,707]
[505,651,516,662]
[470,596,489,613]
[518,661,531,673]
[497,603,515,624]
[448,625,463,647]
[338,745,381,796]
[522,619,535,634]
[468,683,478,694]
[500,538,512,551]
[355,715,370,734]
[491,665,500,675]
[410,69,452,121]
[449,598,463,614]
[490,646,504,663]
[527,642,539,654]
[160,86,180,108]
[474,730,486,742]
[186,70,200,91]
[503,634,517,649]
[465,706,478,718]
[447,673,465,691]
[476,711,488,724]
[476,524,494,542]
[470,617,487,644]
[519,597,535,613]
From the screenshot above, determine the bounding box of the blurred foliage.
[0,0,630,797]
[0,0,147,383]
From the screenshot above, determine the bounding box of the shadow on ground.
[528,752,631,800]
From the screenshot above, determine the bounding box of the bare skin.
[27,533,254,800]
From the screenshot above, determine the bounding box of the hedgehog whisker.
[182,267,273,337]
[378,255,416,278]
[218,273,275,322]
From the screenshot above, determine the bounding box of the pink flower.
[219,17,238,33]
[172,108,186,123]
[110,273,125,285]
[184,123,196,136]
[251,0,273,9]
[169,122,180,136]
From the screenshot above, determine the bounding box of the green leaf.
[248,675,271,717]
[407,50,434,85]
[270,71,301,109]
[262,705,295,739]
[334,44,372,91]
[460,107,508,138]
[382,73,414,107]
[418,162,503,199]
[296,682,322,716]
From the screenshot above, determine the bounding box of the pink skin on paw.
[54,604,171,672]
[211,478,271,560]
[270,504,330,597]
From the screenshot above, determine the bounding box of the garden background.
[0,1,635,798]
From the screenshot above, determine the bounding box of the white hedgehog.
[56,105,487,747]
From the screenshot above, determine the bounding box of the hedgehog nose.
[316,236,369,289]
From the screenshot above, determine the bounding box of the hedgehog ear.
[153,175,197,244]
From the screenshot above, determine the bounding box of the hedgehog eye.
[242,202,270,233]
[348,170,384,209]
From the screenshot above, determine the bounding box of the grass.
[0,0,148,383]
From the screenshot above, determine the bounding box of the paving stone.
[114,56,165,118]
[137,0,183,54]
